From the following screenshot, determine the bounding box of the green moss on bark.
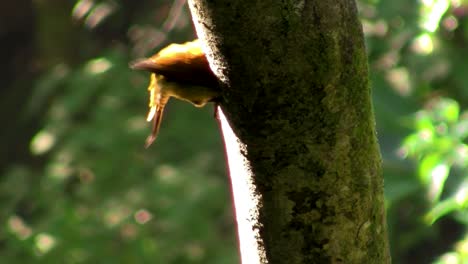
[189,0,391,263]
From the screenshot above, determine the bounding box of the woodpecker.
[131,39,220,147]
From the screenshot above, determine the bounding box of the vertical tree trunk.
[189,0,391,263]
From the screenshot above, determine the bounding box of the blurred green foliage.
[362,0,468,262]
[1,0,468,263]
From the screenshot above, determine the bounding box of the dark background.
[1,0,467,263]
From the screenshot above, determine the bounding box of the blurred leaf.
[416,110,435,132]
[428,162,450,202]
[419,154,444,184]
[434,252,461,264]
[420,0,450,32]
[434,98,460,124]
[436,134,455,147]
[425,197,458,224]
[425,181,468,224]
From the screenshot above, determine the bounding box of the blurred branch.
[162,0,187,32]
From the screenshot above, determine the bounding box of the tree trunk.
[188,0,391,263]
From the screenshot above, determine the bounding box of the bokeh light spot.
[134,209,152,225]
[35,233,56,254]
[30,130,56,155]
[85,58,112,75]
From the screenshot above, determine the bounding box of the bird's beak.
[129,59,156,71]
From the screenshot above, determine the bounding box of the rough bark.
[189,0,391,263]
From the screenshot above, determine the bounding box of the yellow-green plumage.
[131,40,220,147]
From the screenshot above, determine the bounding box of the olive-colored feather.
[131,39,220,147]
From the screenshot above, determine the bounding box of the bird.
[130,39,220,147]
